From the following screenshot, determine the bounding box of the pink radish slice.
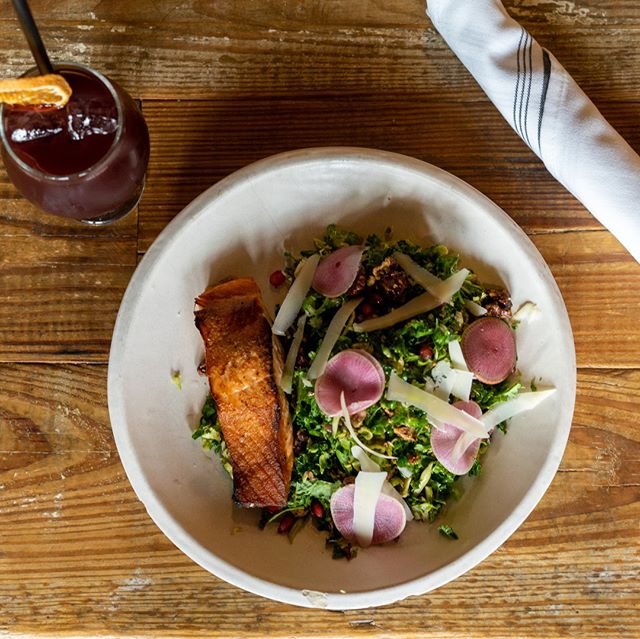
[461,317,516,385]
[330,484,407,545]
[315,349,385,417]
[431,400,483,475]
[312,245,364,298]
[452,400,483,420]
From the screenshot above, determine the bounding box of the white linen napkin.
[427,0,640,262]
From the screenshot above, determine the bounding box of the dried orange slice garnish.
[0,74,72,107]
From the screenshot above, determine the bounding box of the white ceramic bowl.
[108,147,576,609]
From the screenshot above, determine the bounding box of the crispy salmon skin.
[194,277,293,508]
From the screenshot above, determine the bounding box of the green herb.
[170,370,182,390]
[438,524,459,540]
[288,478,342,511]
[192,395,233,477]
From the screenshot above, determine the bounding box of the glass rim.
[0,61,124,183]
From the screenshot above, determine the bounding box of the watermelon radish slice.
[330,483,407,546]
[312,245,364,298]
[431,400,483,475]
[461,317,516,385]
[315,349,385,416]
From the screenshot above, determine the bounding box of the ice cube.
[66,103,117,141]
[6,108,66,143]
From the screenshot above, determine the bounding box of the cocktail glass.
[1,62,149,225]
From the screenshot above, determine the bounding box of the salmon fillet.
[194,277,293,508]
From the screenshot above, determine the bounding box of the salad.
[193,225,553,558]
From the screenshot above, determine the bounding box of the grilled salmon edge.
[194,277,294,508]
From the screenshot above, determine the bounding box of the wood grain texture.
[0,2,640,101]
[0,365,638,638]
[136,98,602,248]
[0,202,136,362]
[137,99,640,247]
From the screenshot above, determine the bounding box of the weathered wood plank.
[2,1,640,28]
[137,98,638,247]
[0,364,637,637]
[0,263,134,362]
[532,232,640,369]
[0,200,136,362]
[1,10,640,101]
[0,189,138,238]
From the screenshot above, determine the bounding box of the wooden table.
[1,1,639,637]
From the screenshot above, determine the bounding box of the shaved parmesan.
[352,471,387,547]
[280,314,307,394]
[431,360,456,401]
[351,445,380,472]
[393,252,469,302]
[352,445,414,521]
[451,369,474,402]
[393,252,442,292]
[431,359,473,402]
[448,340,469,371]
[272,253,320,335]
[465,299,488,316]
[451,431,477,461]
[353,291,441,333]
[307,298,361,379]
[481,389,556,430]
[340,393,396,460]
[448,341,474,400]
[435,268,471,302]
[387,372,489,439]
[513,301,541,323]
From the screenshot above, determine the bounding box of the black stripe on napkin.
[522,33,534,148]
[537,49,552,154]
[513,27,526,139]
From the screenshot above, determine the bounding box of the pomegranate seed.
[269,270,286,287]
[419,344,434,360]
[369,293,384,308]
[277,512,295,534]
[310,500,324,519]
[359,302,374,318]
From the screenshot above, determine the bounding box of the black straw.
[11,0,55,75]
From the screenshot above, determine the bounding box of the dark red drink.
[1,63,149,224]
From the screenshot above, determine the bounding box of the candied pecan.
[367,256,395,287]
[393,425,417,441]
[483,287,513,319]
[378,269,410,304]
